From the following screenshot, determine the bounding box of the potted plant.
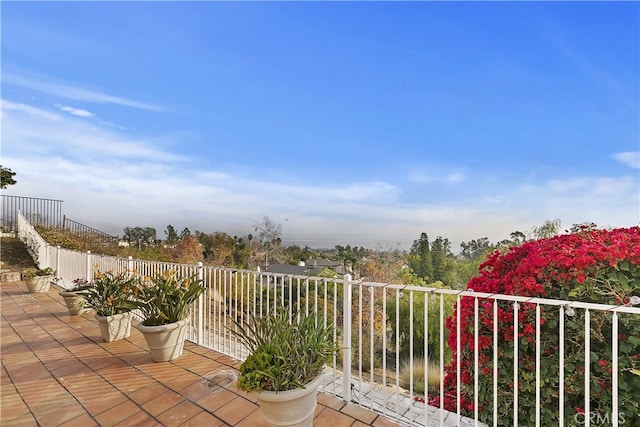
[81,271,137,342]
[59,278,92,315]
[229,307,339,427]
[23,267,56,293]
[131,270,205,362]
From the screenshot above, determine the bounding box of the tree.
[509,230,526,245]
[359,248,406,283]
[254,216,283,268]
[232,235,251,268]
[123,226,157,250]
[459,237,492,260]
[430,236,454,284]
[569,222,598,233]
[180,227,191,239]
[164,225,179,244]
[408,233,433,280]
[171,234,203,264]
[0,165,17,189]
[530,218,561,239]
[335,245,357,274]
[216,233,234,265]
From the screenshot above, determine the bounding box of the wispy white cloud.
[3,72,165,112]
[408,168,467,184]
[612,151,640,170]
[547,178,588,193]
[1,100,60,121]
[55,104,94,118]
[3,101,183,163]
[593,176,637,195]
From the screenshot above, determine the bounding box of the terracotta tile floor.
[1,281,401,427]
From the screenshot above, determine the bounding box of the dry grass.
[398,356,441,395]
[0,237,37,269]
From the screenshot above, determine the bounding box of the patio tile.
[113,411,159,427]
[156,400,202,426]
[77,388,129,415]
[318,391,348,410]
[179,380,213,401]
[94,400,145,427]
[342,403,379,424]
[213,396,259,425]
[315,406,360,427]
[141,389,184,416]
[196,387,238,412]
[127,382,170,405]
[0,413,38,426]
[58,412,99,427]
[374,415,405,427]
[180,410,226,427]
[32,401,88,426]
[235,407,268,427]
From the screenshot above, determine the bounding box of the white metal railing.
[17,210,50,269]
[16,211,640,426]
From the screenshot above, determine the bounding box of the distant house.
[265,258,346,276]
[266,264,311,275]
[306,258,346,275]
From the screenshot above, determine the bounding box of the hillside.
[1,236,37,274]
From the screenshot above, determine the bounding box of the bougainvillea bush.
[432,227,640,426]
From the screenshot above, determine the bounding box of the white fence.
[17,212,640,426]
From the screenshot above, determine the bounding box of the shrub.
[434,227,640,425]
[352,330,382,372]
[387,282,455,363]
[352,286,385,372]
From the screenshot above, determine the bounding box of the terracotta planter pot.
[95,312,132,342]
[59,291,89,315]
[136,318,189,362]
[252,375,323,427]
[25,275,54,293]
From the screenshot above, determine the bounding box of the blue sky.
[2,1,639,250]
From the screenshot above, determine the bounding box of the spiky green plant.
[229,307,339,393]
[80,271,137,316]
[131,270,204,326]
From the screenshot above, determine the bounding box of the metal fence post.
[44,240,50,270]
[342,274,352,403]
[197,262,204,346]
[86,251,92,280]
[55,246,61,287]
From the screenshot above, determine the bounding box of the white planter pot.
[59,291,89,315]
[95,312,132,342]
[253,375,323,427]
[136,318,189,362]
[25,275,54,293]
